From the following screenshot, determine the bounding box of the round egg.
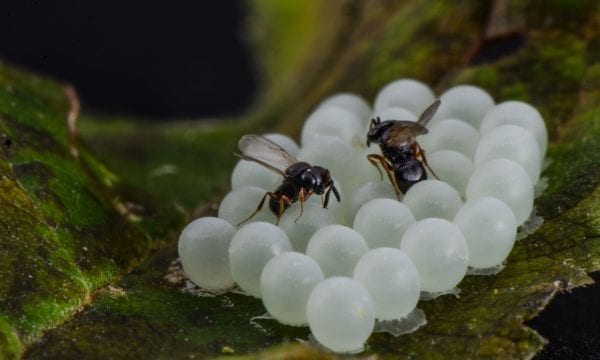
[479,100,547,158]
[373,78,436,115]
[306,224,369,277]
[278,201,337,252]
[466,159,533,225]
[228,222,292,297]
[318,93,372,126]
[427,150,474,197]
[353,198,415,248]
[374,106,417,121]
[433,85,495,128]
[231,160,281,191]
[347,181,397,221]
[453,197,517,269]
[218,186,275,226]
[400,218,469,293]
[178,217,236,291]
[402,180,463,221]
[355,146,388,185]
[260,252,324,326]
[301,106,363,146]
[307,277,375,353]
[353,247,420,321]
[305,179,346,224]
[297,135,363,194]
[474,124,541,183]
[419,118,480,158]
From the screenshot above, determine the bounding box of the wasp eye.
[301,172,317,187]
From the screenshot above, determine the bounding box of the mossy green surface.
[4,0,600,359]
[0,63,184,358]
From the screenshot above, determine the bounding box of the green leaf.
[3,1,600,359]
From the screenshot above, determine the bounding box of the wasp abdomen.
[394,159,427,194]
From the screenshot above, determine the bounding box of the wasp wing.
[416,99,441,127]
[383,121,429,147]
[236,134,296,175]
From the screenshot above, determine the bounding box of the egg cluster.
[178,79,547,353]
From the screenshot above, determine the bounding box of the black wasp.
[366,99,441,198]
[235,134,341,226]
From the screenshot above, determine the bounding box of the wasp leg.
[367,153,401,199]
[273,194,294,225]
[413,142,439,180]
[294,188,315,222]
[237,192,278,227]
[295,188,308,223]
[367,153,385,180]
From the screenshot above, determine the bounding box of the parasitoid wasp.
[235,134,341,226]
[366,99,441,198]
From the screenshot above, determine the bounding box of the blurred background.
[0,0,256,119]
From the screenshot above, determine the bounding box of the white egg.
[402,180,463,221]
[400,218,469,293]
[427,150,474,197]
[466,159,533,225]
[228,222,292,297]
[373,107,417,122]
[307,277,375,353]
[318,93,372,126]
[347,181,397,221]
[433,85,495,128]
[479,100,547,158]
[474,124,541,183]
[355,146,388,185]
[305,179,346,224]
[306,224,369,277]
[419,118,480,158]
[231,160,281,191]
[373,79,436,115]
[353,248,420,321]
[301,106,363,146]
[218,186,275,226]
[278,201,337,252]
[453,197,517,269]
[297,135,363,194]
[353,198,415,248]
[263,133,300,157]
[178,217,236,291]
[260,252,324,326]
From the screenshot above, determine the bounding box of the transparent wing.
[384,121,428,147]
[383,100,440,147]
[417,99,441,127]
[235,134,296,175]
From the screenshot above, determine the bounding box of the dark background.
[1,1,598,358]
[0,1,257,119]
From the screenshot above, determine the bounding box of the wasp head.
[367,117,394,147]
[301,166,328,194]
